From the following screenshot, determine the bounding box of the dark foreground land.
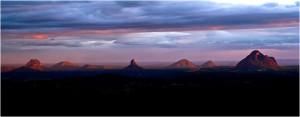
[2,67,299,116]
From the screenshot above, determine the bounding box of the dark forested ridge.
[2,67,299,116]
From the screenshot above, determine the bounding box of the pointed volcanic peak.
[168,59,197,69]
[49,61,79,71]
[13,59,44,72]
[123,59,144,70]
[200,60,219,68]
[236,50,280,69]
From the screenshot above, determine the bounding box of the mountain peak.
[131,59,136,65]
[179,59,189,62]
[49,61,78,71]
[25,59,42,67]
[169,59,196,68]
[250,50,263,56]
[55,61,75,67]
[13,59,44,71]
[201,60,219,68]
[24,59,43,70]
[123,59,144,70]
[236,50,280,69]
[207,60,214,63]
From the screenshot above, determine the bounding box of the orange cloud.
[267,20,299,25]
[29,35,48,39]
[210,26,224,30]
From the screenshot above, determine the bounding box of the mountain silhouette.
[81,64,99,69]
[49,61,79,71]
[81,64,113,70]
[13,59,44,72]
[236,50,280,69]
[201,60,219,68]
[123,59,144,70]
[53,61,75,67]
[168,59,196,68]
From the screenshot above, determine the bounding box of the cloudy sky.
[1,0,299,64]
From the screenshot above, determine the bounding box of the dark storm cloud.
[20,41,82,47]
[4,40,82,48]
[1,1,299,54]
[1,1,299,32]
[2,39,110,48]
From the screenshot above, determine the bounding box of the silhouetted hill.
[123,59,144,70]
[81,64,113,70]
[200,60,219,68]
[13,59,44,72]
[236,50,280,69]
[168,59,196,68]
[48,61,79,71]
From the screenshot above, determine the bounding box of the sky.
[1,0,299,64]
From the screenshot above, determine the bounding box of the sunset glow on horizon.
[1,1,299,64]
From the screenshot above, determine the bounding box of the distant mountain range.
[1,50,299,72]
